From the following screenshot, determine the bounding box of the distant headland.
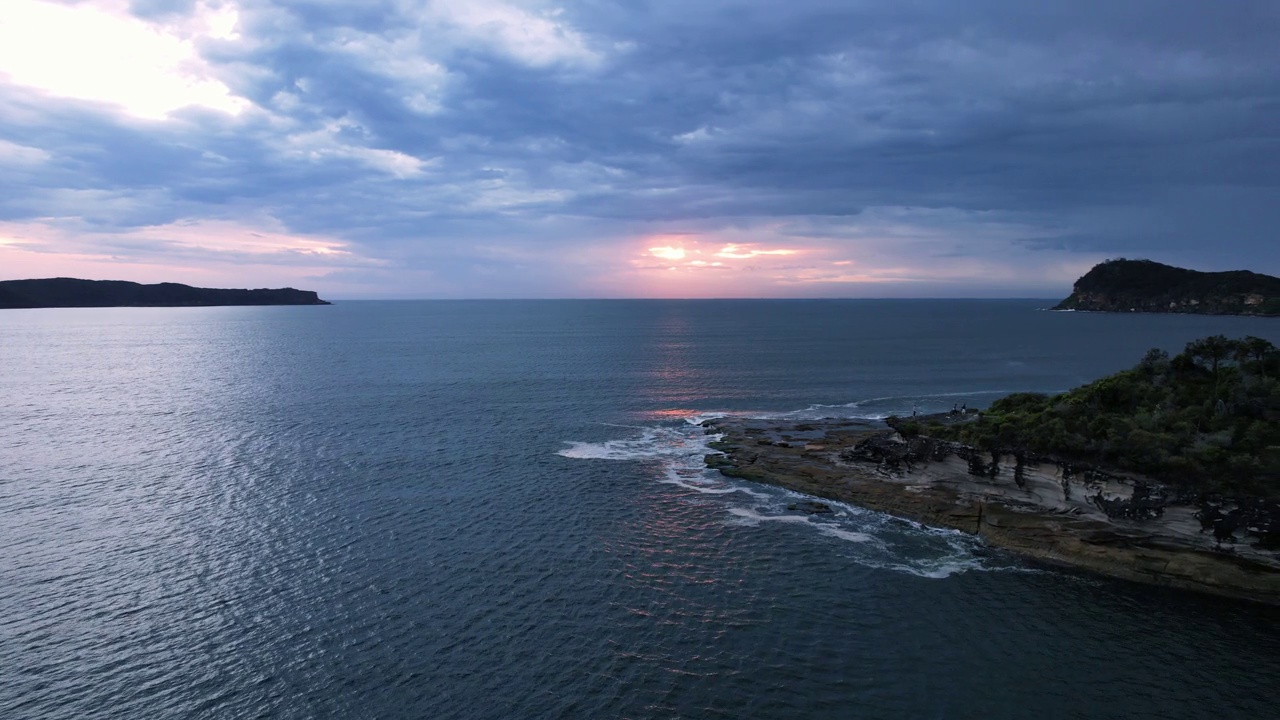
[1054,259,1280,316]
[0,278,331,309]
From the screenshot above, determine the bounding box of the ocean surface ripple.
[2,301,1279,719]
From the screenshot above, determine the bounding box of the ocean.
[2,300,1278,719]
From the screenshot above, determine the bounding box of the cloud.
[0,136,48,160]
[1,0,1277,296]
[0,0,248,119]
[0,215,388,293]
[715,244,796,259]
[421,0,603,69]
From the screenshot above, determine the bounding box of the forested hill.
[915,336,1280,497]
[1054,259,1280,315]
[0,278,330,308]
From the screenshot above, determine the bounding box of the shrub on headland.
[924,336,1280,497]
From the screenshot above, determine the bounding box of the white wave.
[887,556,990,579]
[668,392,1019,429]
[560,410,1036,581]
[726,507,815,526]
[557,426,709,461]
[814,525,875,544]
[684,412,728,426]
[751,390,1019,422]
[658,471,741,495]
[722,494,1033,578]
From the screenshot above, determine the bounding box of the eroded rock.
[702,417,1280,605]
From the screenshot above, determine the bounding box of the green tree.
[1187,335,1233,379]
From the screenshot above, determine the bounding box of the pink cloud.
[0,218,382,291]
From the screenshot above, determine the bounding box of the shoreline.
[703,416,1280,605]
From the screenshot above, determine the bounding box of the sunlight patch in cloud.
[714,243,798,259]
[0,229,33,248]
[202,3,241,41]
[634,236,808,280]
[0,0,247,119]
[648,245,686,260]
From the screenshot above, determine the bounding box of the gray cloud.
[1,0,1277,295]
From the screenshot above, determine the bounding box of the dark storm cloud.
[1,0,1277,295]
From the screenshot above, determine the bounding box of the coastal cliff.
[0,278,331,308]
[1054,259,1280,316]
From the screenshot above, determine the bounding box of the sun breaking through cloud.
[0,0,247,119]
[648,246,687,261]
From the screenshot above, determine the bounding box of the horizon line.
[319,296,1064,301]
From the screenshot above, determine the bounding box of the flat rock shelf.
[704,416,1280,605]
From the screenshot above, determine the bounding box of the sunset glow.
[0,0,1271,297]
[715,244,798,259]
[0,218,374,290]
[648,246,687,261]
[640,239,803,271]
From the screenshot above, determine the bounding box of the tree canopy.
[924,336,1280,496]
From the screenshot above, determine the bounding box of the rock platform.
[705,417,1280,605]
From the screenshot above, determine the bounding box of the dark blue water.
[3,300,1278,719]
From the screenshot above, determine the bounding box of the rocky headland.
[701,335,1280,604]
[0,278,331,309]
[703,414,1280,604]
[1054,259,1280,316]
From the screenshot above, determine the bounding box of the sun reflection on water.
[641,306,716,407]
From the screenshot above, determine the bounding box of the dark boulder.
[788,501,833,514]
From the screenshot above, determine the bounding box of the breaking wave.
[559,404,1033,579]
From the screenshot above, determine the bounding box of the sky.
[0,1,1277,298]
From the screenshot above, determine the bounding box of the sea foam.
[560,408,1033,580]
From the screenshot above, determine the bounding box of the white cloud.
[675,126,717,144]
[281,118,431,178]
[648,245,685,260]
[415,0,602,68]
[330,32,451,114]
[0,139,50,165]
[0,216,380,269]
[715,243,797,259]
[0,0,248,119]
